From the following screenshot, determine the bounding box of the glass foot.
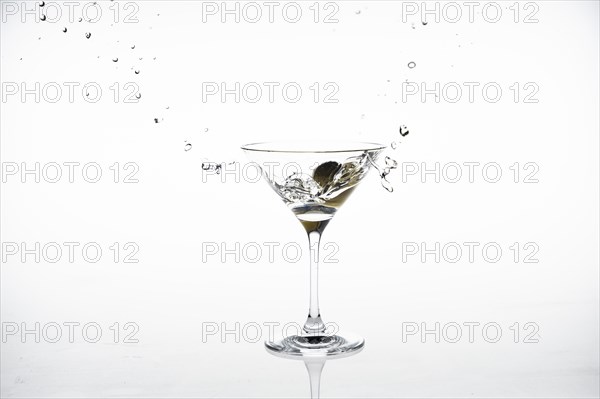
[265,332,364,357]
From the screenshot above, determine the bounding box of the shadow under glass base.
[265,332,364,357]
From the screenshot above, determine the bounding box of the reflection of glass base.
[265,333,364,357]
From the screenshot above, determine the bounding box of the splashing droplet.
[40,14,46,21]
[112,57,118,62]
[85,32,91,39]
[202,162,222,174]
[131,45,135,49]
[385,156,398,168]
[381,176,394,192]
[62,27,67,33]
[408,61,416,69]
[391,142,397,150]
[399,125,410,137]
[184,142,192,152]
[134,70,140,74]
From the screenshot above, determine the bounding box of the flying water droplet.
[385,156,398,168]
[153,57,157,60]
[40,14,46,21]
[355,10,361,14]
[135,93,141,99]
[184,142,192,151]
[85,32,91,39]
[408,61,416,69]
[134,70,140,74]
[139,57,143,60]
[165,106,170,110]
[154,118,160,123]
[422,20,428,25]
[399,125,410,136]
[204,128,209,132]
[112,57,118,62]
[78,17,83,22]
[62,27,67,33]
[381,176,394,192]
[391,142,397,150]
[39,1,45,6]
[202,162,222,174]
[131,45,135,49]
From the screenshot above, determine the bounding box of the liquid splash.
[202,162,222,174]
[399,125,409,136]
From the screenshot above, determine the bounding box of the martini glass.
[242,141,385,356]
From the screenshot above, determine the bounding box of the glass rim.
[240,141,386,154]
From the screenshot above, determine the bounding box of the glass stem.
[303,230,326,334]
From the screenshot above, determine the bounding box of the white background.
[1,1,599,397]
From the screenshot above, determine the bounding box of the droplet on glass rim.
[408,61,416,69]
